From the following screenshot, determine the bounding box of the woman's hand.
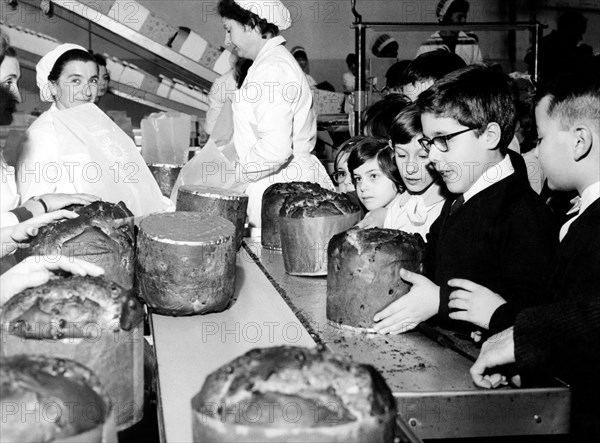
[448,279,507,329]
[356,207,387,228]
[372,269,439,334]
[0,256,104,306]
[1,210,79,257]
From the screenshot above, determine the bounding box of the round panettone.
[0,276,145,430]
[19,200,135,289]
[191,346,396,443]
[261,182,324,250]
[327,228,426,330]
[176,185,249,251]
[0,355,116,442]
[136,212,237,316]
[279,190,361,276]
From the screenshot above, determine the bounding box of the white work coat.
[232,36,333,227]
[17,104,172,216]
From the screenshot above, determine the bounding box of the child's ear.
[484,122,502,149]
[572,124,593,162]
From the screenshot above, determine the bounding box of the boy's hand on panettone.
[372,269,439,334]
[448,279,507,329]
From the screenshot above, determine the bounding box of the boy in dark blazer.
[373,65,557,335]
[470,72,600,439]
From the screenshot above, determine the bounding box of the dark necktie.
[449,194,464,216]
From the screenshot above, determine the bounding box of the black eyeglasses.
[332,170,347,185]
[418,127,477,153]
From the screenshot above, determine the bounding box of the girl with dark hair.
[216,0,334,229]
[385,104,448,238]
[16,43,171,216]
[348,137,401,227]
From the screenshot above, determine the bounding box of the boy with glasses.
[373,65,557,338]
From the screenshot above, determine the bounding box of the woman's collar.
[253,35,286,63]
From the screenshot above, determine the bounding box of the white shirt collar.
[463,155,514,203]
[579,181,600,215]
[253,35,286,65]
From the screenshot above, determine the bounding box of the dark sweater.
[426,172,558,333]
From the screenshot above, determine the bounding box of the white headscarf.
[36,43,87,102]
[235,0,292,30]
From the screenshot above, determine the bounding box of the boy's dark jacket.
[426,154,558,333]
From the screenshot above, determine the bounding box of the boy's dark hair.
[334,135,367,171]
[218,0,279,39]
[389,103,422,145]
[385,60,411,91]
[347,137,403,190]
[417,64,517,152]
[362,94,411,138]
[536,72,600,133]
[346,53,357,67]
[400,49,466,87]
[48,49,96,82]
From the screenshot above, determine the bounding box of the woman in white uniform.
[218,0,334,228]
[16,44,170,216]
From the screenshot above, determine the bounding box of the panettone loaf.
[0,276,145,430]
[278,191,361,276]
[261,182,324,250]
[21,200,135,289]
[0,276,142,339]
[327,228,425,330]
[191,346,396,442]
[0,355,115,443]
[136,212,237,316]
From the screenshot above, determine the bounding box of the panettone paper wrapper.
[191,408,396,443]
[0,323,144,431]
[148,163,183,198]
[279,212,361,276]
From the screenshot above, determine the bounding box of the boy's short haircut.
[385,60,411,91]
[416,64,517,153]
[362,94,411,138]
[400,49,466,87]
[536,72,600,133]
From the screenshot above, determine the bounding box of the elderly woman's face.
[51,60,99,110]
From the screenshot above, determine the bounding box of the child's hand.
[448,279,507,329]
[0,256,104,306]
[1,210,79,257]
[356,207,387,228]
[372,269,439,334]
[470,327,516,389]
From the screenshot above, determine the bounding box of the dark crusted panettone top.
[263,182,324,201]
[0,276,143,339]
[337,227,426,259]
[279,190,360,218]
[27,200,134,256]
[0,355,109,442]
[192,346,395,428]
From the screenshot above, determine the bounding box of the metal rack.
[350,0,544,134]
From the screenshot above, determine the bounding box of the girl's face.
[394,136,438,194]
[51,60,98,110]
[222,18,263,60]
[352,158,398,211]
[335,152,354,193]
[0,56,21,103]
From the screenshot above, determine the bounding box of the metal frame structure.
[350,0,544,134]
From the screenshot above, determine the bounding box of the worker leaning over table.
[16,43,172,217]
[218,0,334,228]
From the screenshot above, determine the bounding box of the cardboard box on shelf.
[199,44,222,70]
[177,31,208,63]
[213,49,233,75]
[156,75,175,98]
[107,0,151,32]
[139,12,177,46]
[312,90,345,116]
[106,57,125,83]
[120,63,146,89]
